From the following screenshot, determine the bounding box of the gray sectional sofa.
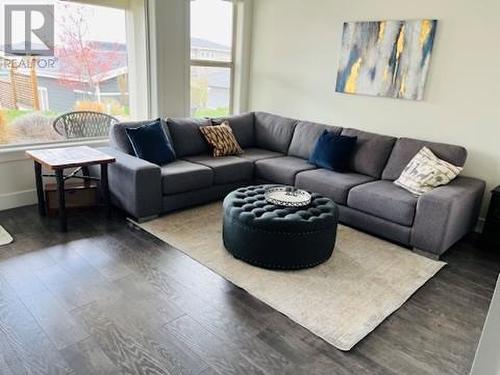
[97,111,485,258]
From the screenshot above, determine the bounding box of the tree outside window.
[0,0,130,146]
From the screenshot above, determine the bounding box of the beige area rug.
[137,202,445,351]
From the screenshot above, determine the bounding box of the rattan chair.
[53,111,119,139]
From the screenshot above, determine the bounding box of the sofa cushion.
[309,132,357,172]
[161,160,213,195]
[394,147,463,196]
[212,112,255,148]
[239,148,283,163]
[125,120,176,166]
[382,137,468,181]
[295,169,375,205]
[255,156,316,185]
[288,121,342,159]
[110,119,173,155]
[199,122,243,157]
[167,117,211,157]
[347,180,418,226]
[254,112,298,153]
[341,128,396,178]
[183,155,253,185]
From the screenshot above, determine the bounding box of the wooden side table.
[482,186,500,247]
[26,146,116,232]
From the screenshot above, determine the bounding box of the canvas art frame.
[335,19,438,100]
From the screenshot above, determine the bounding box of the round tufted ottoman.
[222,185,338,270]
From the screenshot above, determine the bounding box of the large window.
[190,0,234,118]
[0,1,131,147]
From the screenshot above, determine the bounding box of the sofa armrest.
[411,176,485,257]
[94,147,162,219]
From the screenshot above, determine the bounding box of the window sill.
[0,138,110,164]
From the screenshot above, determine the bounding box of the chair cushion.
[167,117,211,157]
[255,156,316,185]
[254,112,298,153]
[382,137,467,180]
[125,120,176,166]
[341,128,396,178]
[211,112,255,148]
[288,121,342,159]
[309,131,357,172]
[161,160,213,195]
[183,155,253,185]
[199,122,243,157]
[295,169,375,205]
[239,148,283,163]
[347,181,418,226]
[110,119,173,155]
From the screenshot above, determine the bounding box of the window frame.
[189,0,237,116]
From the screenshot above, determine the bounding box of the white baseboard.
[0,189,37,211]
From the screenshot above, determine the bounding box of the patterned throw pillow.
[394,147,462,196]
[199,121,243,157]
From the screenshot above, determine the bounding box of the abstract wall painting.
[335,20,437,100]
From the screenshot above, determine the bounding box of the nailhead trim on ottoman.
[222,185,338,270]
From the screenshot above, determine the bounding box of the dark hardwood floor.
[0,205,498,375]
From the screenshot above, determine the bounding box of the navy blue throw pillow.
[125,119,176,165]
[309,131,357,172]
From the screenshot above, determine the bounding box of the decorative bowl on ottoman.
[264,186,312,207]
[222,185,338,270]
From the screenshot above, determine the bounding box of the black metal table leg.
[55,169,67,232]
[34,161,46,217]
[101,163,111,218]
[81,166,91,187]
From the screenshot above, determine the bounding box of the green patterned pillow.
[394,147,462,196]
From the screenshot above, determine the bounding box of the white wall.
[0,155,39,210]
[147,0,190,118]
[248,0,500,215]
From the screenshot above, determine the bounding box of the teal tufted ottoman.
[222,185,338,270]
